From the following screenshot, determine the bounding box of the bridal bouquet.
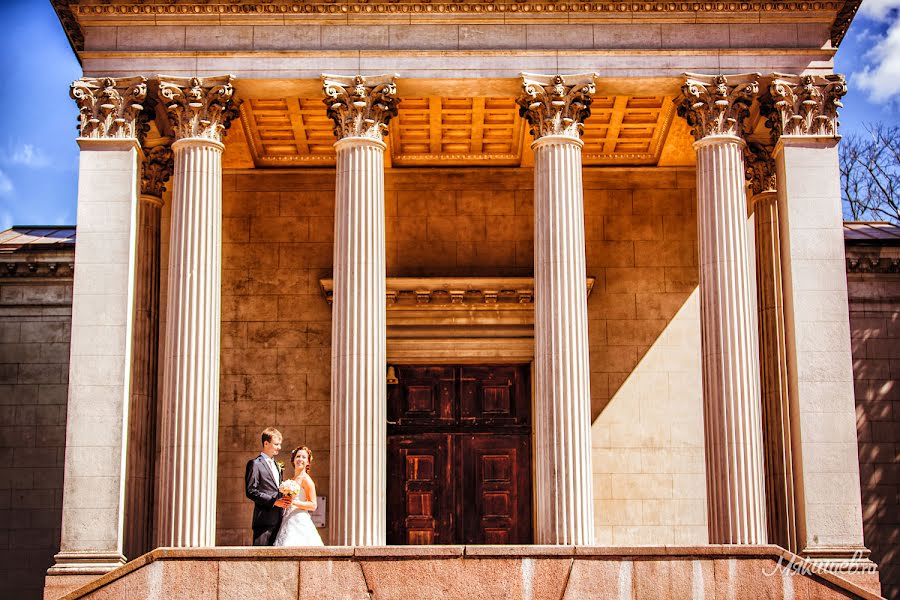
[279,479,302,498]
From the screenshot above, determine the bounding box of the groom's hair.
[261,427,282,445]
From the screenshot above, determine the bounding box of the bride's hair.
[291,446,313,474]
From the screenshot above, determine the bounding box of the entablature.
[319,276,596,308]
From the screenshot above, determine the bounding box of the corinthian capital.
[322,74,399,141]
[141,144,174,198]
[677,73,760,141]
[744,142,777,197]
[516,73,597,140]
[157,75,238,142]
[762,74,847,140]
[70,76,148,139]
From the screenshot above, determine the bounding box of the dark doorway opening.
[386,365,533,545]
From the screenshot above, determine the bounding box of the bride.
[273,446,324,547]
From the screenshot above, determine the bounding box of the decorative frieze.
[141,144,174,198]
[676,73,760,141]
[158,75,238,142]
[319,277,596,306]
[744,142,777,197]
[70,76,148,139]
[322,74,399,141]
[65,1,851,20]
[0,260,74,279]
[846,255,900,274]
[517,73,597,140]
[763,74,848,140]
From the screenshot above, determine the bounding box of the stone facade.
[38,546,884,600]
[845,225,900,600]
[213,166,704,547]
[0,228,75,600]
[9,222,899,599]
[34,1,885,598]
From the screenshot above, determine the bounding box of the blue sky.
[0,1,897,229]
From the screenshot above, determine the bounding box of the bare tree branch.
[839,123,900,224]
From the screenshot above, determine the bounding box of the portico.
[38,1,883,598]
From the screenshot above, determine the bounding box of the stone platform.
[48,545,883,600]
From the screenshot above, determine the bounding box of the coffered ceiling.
[236,93,684,169]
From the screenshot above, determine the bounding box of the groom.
[245,427,291,545]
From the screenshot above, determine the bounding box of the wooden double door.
[387,365,533,545]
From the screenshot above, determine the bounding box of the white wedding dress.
[273,478,324,547]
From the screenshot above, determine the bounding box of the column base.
[48,551,127,575]
[801,547,881,597]
[44,552,127,600]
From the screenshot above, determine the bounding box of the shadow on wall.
[589,287,708,546]
[851,311,899,600]
[213,166,702,547]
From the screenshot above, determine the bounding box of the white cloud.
[858,0,900,21]
[5,143,50,168]
[855,16,900,105]
[0,169,13,196]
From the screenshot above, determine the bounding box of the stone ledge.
[53,545,884,600]
[320,276,596,306]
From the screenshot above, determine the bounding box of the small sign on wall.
[311,496,326,528]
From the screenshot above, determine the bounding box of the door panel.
[388,366,456,426]
[386,365,532,545]
[460,365,530,426]
[460,434,532,545]
[387,434,453,545]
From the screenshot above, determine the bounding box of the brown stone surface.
[840,572,882,598]
[80,577,129,600]
[562,559,622,599]
[298,559,370,600]
[215,166,703,548]
[155,560,217,600]
[219,560,298,600]
[1,250,75,600]
[56,548,882,600]
[846,248,899,600]
[361,556,570,600]
[43,574,99,600]
[713,558,784,600]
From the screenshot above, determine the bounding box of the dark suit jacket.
[245,455,283,531]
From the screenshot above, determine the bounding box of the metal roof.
[843,222,900,246]
[0,226,77,254]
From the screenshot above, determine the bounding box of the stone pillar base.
[45,552,126,599]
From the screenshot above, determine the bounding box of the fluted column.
[763,75,871,566]
[51,77,147,578]
[323,74,398,546]
[156,76,236,547]
[745,143,797,551]
[517,73,596,545]
[123,143,171,559]
[677,73,767,544]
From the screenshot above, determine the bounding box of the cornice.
[0,259,75,281]
[846,254,900,275]
[319,276,596,306]
[55,1,856,52]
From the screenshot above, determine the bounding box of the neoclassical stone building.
[31,0,888,598]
